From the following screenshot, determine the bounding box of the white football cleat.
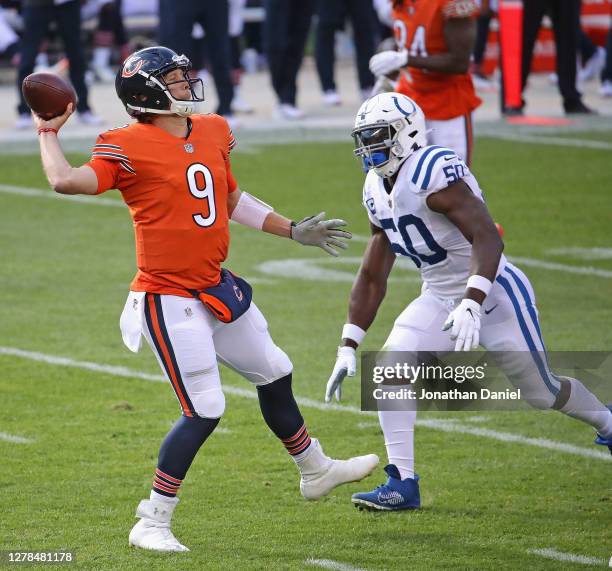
[128,497,189,552]
[600,80,612,98]
[296,439,379,500]
[276,103,305,120]
[322,90,342,106]
[78,111,104,126]
[15,113,33,130]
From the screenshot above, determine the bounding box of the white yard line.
[1,346,610,462]
[463,415,492,423]
[510,256,612,279]
[3,183,611,280]
[416,419,610,461]
[0,431,34,444]
[306,558,370,571]
[0,183,123,208]
[352,234,612,279]
[527,548,609,566]
[546,247,612,260]
[356,421,381,429]
[478,133,612,151]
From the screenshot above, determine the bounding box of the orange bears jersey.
[86,114,238,297]
[393,0,482,120]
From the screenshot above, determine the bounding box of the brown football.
[22,72,77,120]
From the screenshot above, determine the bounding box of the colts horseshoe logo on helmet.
[122,56,143,78]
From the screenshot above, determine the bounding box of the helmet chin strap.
[126,103,194,117]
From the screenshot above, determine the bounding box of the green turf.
[1,136,611,570]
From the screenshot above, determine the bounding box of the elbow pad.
[230,192,274,230]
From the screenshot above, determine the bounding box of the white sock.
[378,410,415,479]
[559,377,612,436]
[150,490,178,504]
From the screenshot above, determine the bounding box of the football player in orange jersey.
[369,0,482,165]
[32,46,379,553]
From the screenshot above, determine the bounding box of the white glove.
[291,212,351,257]
[442,299,481,351]
[369,49,409,77]
[325,346,356,402]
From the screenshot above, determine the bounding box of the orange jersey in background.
[393,0,482,120]
[86,114,238,297]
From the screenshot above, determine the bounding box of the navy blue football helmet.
[115,46,204,118]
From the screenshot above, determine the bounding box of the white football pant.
[120,292,293,419]
[426,112,474,166]
[379,262,612,478]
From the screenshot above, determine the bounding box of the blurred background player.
[15,0,102,129]
[158,0,234,119]
[601,21,612,97]
[0,5,19,64]
[263,0,314,119]
[314,0,376,106]
[228,0,253,114]
[521,0,594,114]
[30,46,378,552]
[87,0,128,83]
[471,0,496,90]
[368,0,481,166]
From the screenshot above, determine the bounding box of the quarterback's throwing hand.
[442,299,481,351]
[291,212,351,257]
[325,346,356,402]
[369,50,409,77]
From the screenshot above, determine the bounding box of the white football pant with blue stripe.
[380,263,612,479]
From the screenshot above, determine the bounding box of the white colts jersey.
[362,145,506,299]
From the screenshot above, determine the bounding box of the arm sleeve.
[227,127,237,154]
[86,158,121,194]
[84,133,134,194]
[442,0,479,18]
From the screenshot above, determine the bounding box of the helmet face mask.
[352,123,395,172]
[116,47,206,118]
[352,93,428,178]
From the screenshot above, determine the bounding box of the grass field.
[1,133,611,570]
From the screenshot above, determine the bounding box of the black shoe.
[503,106,524,117]
[564,100,597,114]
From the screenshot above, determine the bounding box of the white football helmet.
[352,92,427,178]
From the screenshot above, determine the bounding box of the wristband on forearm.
[230,191,274,230]
[466,275,492,297]
[342,323,366,345]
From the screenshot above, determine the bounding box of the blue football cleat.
[594,404,612,455]
[351,464,420,511]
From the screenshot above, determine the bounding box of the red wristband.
[38,128,58,135]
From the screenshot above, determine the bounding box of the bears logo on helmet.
[121,56,143,78]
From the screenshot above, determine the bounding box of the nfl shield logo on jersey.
[184,143,194,153]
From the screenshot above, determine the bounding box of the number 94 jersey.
[362,145,506,299]
[86,114,237,297]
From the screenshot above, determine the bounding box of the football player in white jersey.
[325,92,612,511]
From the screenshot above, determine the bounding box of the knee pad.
[242,342,293,386]
[192,387,226,419]
[264,344,293,383]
